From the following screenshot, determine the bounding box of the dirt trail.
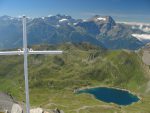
[71,105,118,113]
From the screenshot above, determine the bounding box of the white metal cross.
[0,16,63,113]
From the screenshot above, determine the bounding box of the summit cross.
[0,16,63,113]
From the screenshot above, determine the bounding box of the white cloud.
[116,21,150,26]
[132,34,150,41]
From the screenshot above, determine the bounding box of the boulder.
[4,110,8,113]
[43,111,49,113]
[11,104,22,113]
[52,108,64,113]
[0,92,14,113]
[30,108,43,113]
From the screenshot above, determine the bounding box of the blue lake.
[78,87,140,106]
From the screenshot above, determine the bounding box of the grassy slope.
[0,43,150,113]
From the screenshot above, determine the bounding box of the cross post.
[0,16,63,113]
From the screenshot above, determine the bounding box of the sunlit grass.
[0,43,149,113]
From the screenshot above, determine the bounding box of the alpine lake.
[77,87,140,106]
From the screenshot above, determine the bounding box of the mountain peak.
[90,15,116,25]
[56,14,72,19]
[0,15,13,20]
[92,15,107,21]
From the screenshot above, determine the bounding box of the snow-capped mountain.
[117,21,150,43]
[39,14,77,26]
[0,14,148,50]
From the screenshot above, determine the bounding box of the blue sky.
[0,0,150,23]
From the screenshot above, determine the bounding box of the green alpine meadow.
[0,43,150,113]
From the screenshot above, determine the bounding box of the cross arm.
[0,51,24,55]
[0,50,63,56]
[28,50,63,55]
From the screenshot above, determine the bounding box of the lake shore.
[76,85,142,106]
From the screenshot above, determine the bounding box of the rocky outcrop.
[142,51,150,65]
[141,43,150,65]
[30,108,43,113]
[11,104,23,113]
[30,108,64,113]
[0,92,64,113]
[0,92,14,113]
[0,92,24,113]
[51,108,64,113]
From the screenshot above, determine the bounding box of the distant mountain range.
[0,14,149,50]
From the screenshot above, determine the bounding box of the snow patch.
[142,27,150,32]
[97,17,106,21]
[59,18,68,22]
[41,17,45,19]
[48,14,53,17]
[132,34,150,41]
[73,22,78,25]
[83,19,87,22]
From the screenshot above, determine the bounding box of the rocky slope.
[0,14,148,50]
[140,43,150,65]
[0,92,14,113]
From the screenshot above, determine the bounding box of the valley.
[0,43,150,113]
